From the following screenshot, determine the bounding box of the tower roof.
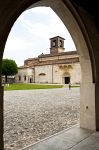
[49,36,65,40]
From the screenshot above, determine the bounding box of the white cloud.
[28,7,54,16]
[5,36,33,51]
[4,7,76,66]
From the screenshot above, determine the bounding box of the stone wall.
[34,63,81,84]
[15,68,34,83]
[35,65,53,83]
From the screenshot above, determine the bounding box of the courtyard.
[4,87,80,150]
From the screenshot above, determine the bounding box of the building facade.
[15,36,81,84]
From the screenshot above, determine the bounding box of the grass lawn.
[71,85,80,88]
[4,83,64,91]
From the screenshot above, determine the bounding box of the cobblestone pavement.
[4,87,80,150]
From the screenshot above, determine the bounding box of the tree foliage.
[2,59,18,82]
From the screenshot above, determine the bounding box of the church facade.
[15,36,81,84]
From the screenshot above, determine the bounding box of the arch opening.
[4,5,81,149]
[2,0,96,149]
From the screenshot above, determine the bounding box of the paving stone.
[4,88,80,149]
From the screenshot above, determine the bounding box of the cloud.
[3,7,76,66]
[27,7,54,16]
[5,36,33,51]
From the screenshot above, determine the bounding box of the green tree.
[2,59,18,83]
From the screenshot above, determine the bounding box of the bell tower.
[50,36,65,54]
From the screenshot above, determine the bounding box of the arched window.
[24,76,26,81]
[19,76,21,81]
[39,73,46,76]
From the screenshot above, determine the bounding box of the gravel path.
[4,88,80,150]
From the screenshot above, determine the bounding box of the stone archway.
[0,0,99,149]
[26,0,96,130]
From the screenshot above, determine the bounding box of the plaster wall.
[70,63,81,84]
[35,65,52,83]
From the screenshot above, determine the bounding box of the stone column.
[80,82,96,130]
[75,5,99,131]
[80,55,96,130]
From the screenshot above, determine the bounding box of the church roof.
[25,51,77,61]
[18,65,32,69]
[38,51,77,58]
[23,50,79,67]
[26,57,79,67]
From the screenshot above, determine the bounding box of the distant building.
[2,76,15,84]
[15,36,81,84]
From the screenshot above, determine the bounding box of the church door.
[64,77,70,84]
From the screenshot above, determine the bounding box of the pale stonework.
[15,36,81,84]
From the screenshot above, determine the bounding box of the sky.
[3,7,76,66]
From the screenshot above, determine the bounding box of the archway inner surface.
[0,0,98,149]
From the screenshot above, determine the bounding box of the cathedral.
[15,36,81,84]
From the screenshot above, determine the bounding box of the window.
[24,76,26,81]
[19,76,21,81]
[52,40,56,47]
[39,73,46,76]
